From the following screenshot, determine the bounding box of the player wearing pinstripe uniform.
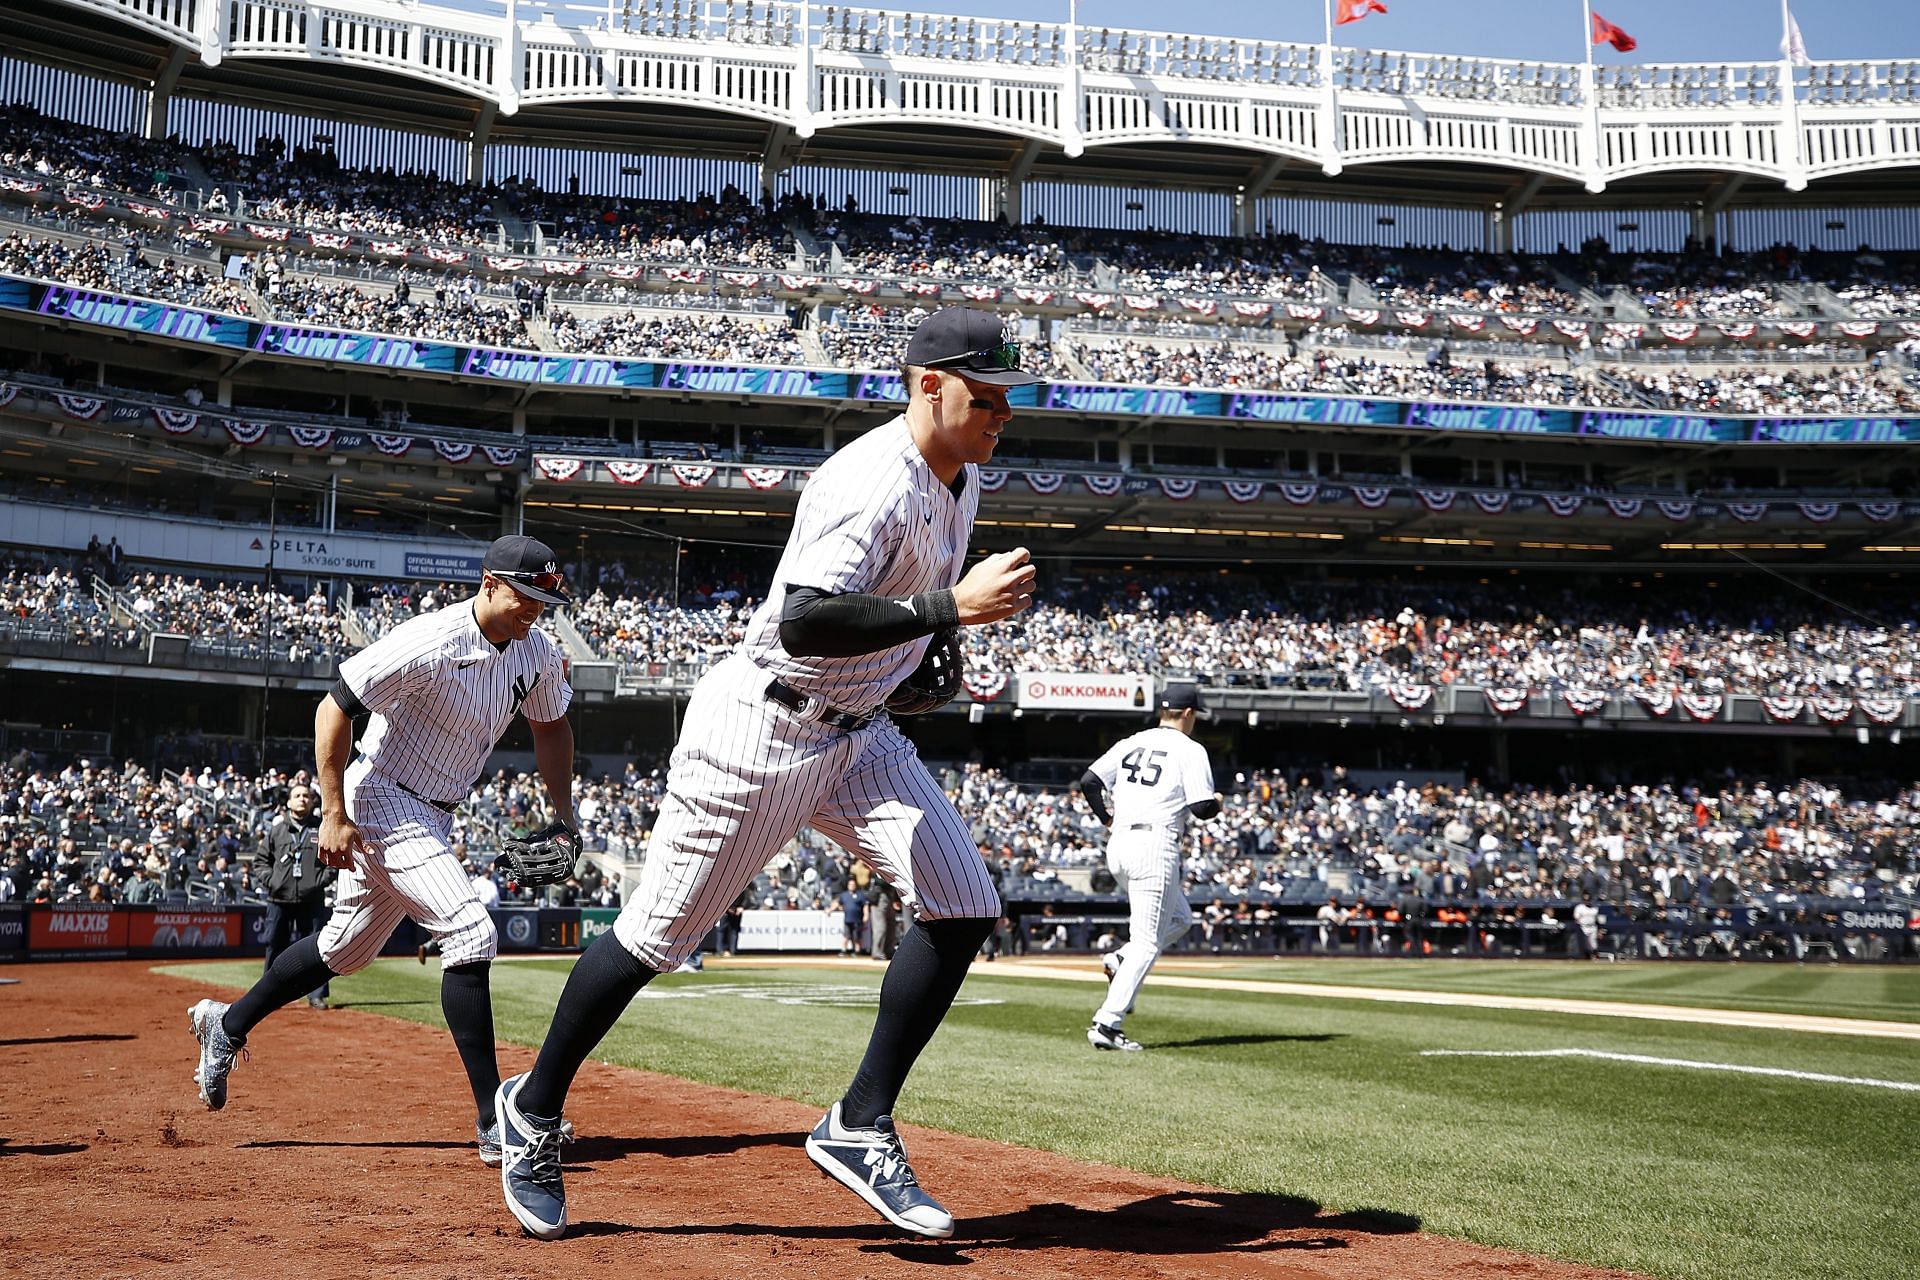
[189,535,576,1169]
[496,307,1042,1242]
[1079,683,1220,1051]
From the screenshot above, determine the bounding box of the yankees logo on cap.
[484,534,571,605]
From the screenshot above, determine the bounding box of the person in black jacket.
[259,783,333,1009]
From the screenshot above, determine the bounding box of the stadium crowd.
[545,307,807,363]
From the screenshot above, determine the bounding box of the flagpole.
[1323,0,1333,50]
[1581,0,1593,67]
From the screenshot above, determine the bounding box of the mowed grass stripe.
[163,959,1920,1280]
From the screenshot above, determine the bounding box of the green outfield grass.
[1144,956,1920,1023]
[164,957,1920,1280]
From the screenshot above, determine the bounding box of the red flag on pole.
[1336,0,1389,24]
[1590,11,1637,52]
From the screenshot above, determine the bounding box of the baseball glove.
[885,627,963,715]
[495,820,581,888]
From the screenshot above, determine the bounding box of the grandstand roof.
[11,0,1920,213]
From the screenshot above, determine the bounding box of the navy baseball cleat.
[1087,1021,1144,1052]
[188,999,243,1109]
[805,1102,954,1238]
[497,1073,570,1239]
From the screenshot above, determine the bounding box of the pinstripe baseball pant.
[1095,826,1192,1026]
[315,758,496,973]
[614,652,999,970]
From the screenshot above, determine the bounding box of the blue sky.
[859,1,1905,66]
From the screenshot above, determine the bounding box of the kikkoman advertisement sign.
[1015,672,1154,712]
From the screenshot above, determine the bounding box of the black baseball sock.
[222,933,339,1044]
[441,960,501,1129]
[840,916,995,1129]
[517,931,658,1119]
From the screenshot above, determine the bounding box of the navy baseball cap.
[902,307,1045,387]
[1160,683,1211,718]
[483,534,570,605]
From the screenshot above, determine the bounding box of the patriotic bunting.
[485,256,527,271]
[1231,301,1272,318]
[1417,489,1457,512]
[1811,696,1854,724]
[743,467,789,489]
[1395,311,1429,328]
[1631,687,1675,718]
[288,425,333,450]
[1160,478,1198,500]
[1450,313,1486,332]
[1836,321,1878,339]
[1484,686,1531,716]
[432,439,476,464]
[309,231,351,249]
[1658,322,1698,342]
[245,223,289,240]
[841,278,881,295]
[723,272,763,288]
[1502,316,1538,336]
[1775,320,1816,339]
[1798,501,1839,523]
[1759,696,1805,724]
[780,274,820,289]
[424,247,468,263]
[1605,322,1642,341]
[1180,298,1218,316]
[1280,482,1320,506]
[1858,696,1904,725]
[0,177,43,192]
[672,464,716,487]
[1718,321,1756,340]
[1073,292,1113,310]
[603,264,642,279]
[605,460,652,485]
[1026,473,1064,495]
[1343,308,1379,326]
[962,670,1009,701]
[1677,692,1724,722]
[1124,294,1159,312]
[1351,485,1392,509]
[1544,494,1584,517]
[56,394,104,419]
[542,260,585,276]
[1223,480,1265,503]
[1285,303,1324,321]
[535,457,585,482]
[1563,687,1609,717]
[1471,492,1510,514]
[1015,288,1056,305]
[1552,319,1589,338]
[1657,500,1695,522]
[978,470,1007,492]
[483,445,524,467]
[127,202,171,221]
[1388,683,1434,711]
[0,383,18,407]
[1725,502,1768,523]
[371,240,408,256]
[958,284,1000,301]
[221,419,269,445]
[903,280,942,297]
[369,433,413,456]
[65,192,104,210]
[1861,501,1902,522]
[1606,497,1643,520]
[1083,474,1124,497]
[153,407,200,434]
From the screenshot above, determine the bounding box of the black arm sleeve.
[1187,796,1222,821]
[329,679,368,719]
[778,584,961,658]
[1080,771,1112,826]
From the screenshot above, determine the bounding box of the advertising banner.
[494,908,542,952]
[127,909,242,952]
[0,902,25,962]
[1015,672,1154,712]
[737,909,841,952]
[28,906,129,957]
[580,907,619,947]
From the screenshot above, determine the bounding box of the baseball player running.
[496,307,1041,1242]
[189,535,577,1169]
[1078,683,1219,1051]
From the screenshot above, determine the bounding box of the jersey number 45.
[1121,748,1166,786]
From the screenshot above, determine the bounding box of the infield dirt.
[1,960,1641,1280]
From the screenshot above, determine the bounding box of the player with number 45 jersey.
[1077,683,1220,1051]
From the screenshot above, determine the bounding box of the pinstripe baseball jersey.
[743,415,976,711]
[1089,727,1216,829]
[338,598,571,804]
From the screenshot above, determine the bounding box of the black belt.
[765,678,876,732]
[358,758,459,814]
[1129,822,1155,831]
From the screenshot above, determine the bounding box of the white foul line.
[1420,1048,1920,1092]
